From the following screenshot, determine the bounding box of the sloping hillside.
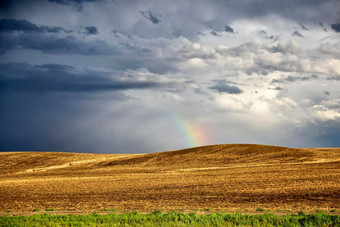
[0,152,129,174]
[103,144,340,168]
[0,144,339,213]
[1,144,339,174]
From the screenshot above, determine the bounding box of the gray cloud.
[257,30,280,41]
[266,35,281,41]
[225,25,235,33]
[84,26,99,35]
[258,30,267,35]
[140,9,161,24]
[210,31,222,37]
[2,0,338,40]
[292,31,304,37]
[299,23,309,31]
[271,74,319,84]
[209,83,243,94]
[0,62,175,154]
[319,22,328,32]
[331,23,340,32]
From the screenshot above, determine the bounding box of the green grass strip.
[1,211,339,226]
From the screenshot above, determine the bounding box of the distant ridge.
[1,144,339,173]
[104,144,340,168]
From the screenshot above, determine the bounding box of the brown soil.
[0,144,339,214]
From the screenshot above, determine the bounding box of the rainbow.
[170,113,210,148]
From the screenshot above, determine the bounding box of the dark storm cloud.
[48,0,102,4]
[0,33,119,55]
[0,62,165,154]
[0,18,70,33]
[331,23,340,32]
[292,31,304,37]
[295,120,340,147]
[84,26,99,35]
[0,0,339,153]
[48,0,106,11]
[140,10,161,24]
[0,0,16,12]
[225,25,235,33]
[209,83,243,94]
[0,18,41,32]
[0,89,151,153]
[0,63,166,93]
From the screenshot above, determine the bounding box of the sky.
[0,0,339,153]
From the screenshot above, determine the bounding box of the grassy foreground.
[1,211,339,227]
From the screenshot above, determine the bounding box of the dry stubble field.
[0,144,339,214]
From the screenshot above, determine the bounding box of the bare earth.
[1,144,339,214]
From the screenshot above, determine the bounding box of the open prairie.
[1,144,339,214]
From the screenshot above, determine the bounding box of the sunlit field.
[1,144,339,214]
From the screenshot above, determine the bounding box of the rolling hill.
[0,144,339,213]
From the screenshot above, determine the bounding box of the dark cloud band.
[0,33,120,55]
[48,0,106,11]
[0,63,167,93]
[0,18,70,33]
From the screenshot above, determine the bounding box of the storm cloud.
[331,23,340,32]
[48,0,103,4]
[48,0,106,11]
[0,0,339,153]
[0,63,167,93]
[84,26,99,35]
[0,18,69,33]
[0,32,120,55]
